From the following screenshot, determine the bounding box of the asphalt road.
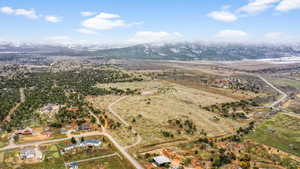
[256,75,288,108]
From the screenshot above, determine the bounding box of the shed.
[153,155,171,166]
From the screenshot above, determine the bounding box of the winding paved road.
[256,75,288,108]
[0,131,144,169]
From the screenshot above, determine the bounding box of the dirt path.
[108,96,143,150]
[283,112,300,120]
[88,99,144,169]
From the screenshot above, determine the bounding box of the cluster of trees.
[161,130,174,138]
[0,88,20,121]
[167,118,197,135]
[203,99,259,119]
[212,148,236,167]
[0,68,143,132]
[218,77,261,93]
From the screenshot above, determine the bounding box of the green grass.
[0,136,9,148]
[77,155,133,169]
[247,113,300,157]
[62,147,114,162]
[20,159,65,169]
[266,76,300,90]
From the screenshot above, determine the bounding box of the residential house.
[83,140,102,147]
[78,124,90,131]
[16,127,33,135]
[20,149,35,159]
[62,139,102,152]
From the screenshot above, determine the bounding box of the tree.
[91,116,96,123]
[71,137,77,144]
[80,137,85,143]
[13,134,19,142]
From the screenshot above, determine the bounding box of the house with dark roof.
[78,124,91,131]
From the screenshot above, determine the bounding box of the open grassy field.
[75,155,133,169]
[95,80,249,148]
[265,76,300,91]
[0,134,9,148]
[247,113,300,157]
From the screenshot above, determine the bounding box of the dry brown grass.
[92,80,248,147]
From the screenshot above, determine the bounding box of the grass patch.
[247,113,300,157]
[76,155,133,169]
[0,135,9,148]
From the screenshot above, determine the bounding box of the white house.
[83,140,102,147]
[153,155,171,166]
[63,139,102,152]
[20,149,35,159]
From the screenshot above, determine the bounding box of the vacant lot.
[76,155,132,169]
[96,81,247,147]
[248,113,300,157]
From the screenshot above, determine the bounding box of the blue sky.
[0,0,300,45]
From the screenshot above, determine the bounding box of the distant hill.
[90,42,300,61]
[1,42,300,62]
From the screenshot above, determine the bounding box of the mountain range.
[1,41,300,62]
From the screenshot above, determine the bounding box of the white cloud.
[81,11,96,17]
[275,0,300,11]
[0,7,14,14]
[128,31,184,44]
[44,16,62,23]
[96,12,120,19]
[0,6,38,19]
[81,12,140,30]
[77,28,97,34]
[208,10,237,22]
[215,29,248,38]
[264,32,284,40]
[238,0,281,14]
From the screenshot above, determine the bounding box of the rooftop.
[154,155,171,165]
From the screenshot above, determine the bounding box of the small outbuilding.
[153,155,171,167]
